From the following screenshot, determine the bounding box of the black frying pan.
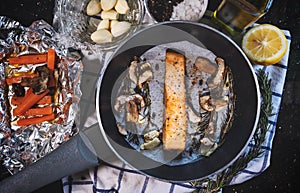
[0,22,260,192]
[96,21,261,182]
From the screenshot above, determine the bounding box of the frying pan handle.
[0,133,99,193]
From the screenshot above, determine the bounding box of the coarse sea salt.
[170,0,207,21]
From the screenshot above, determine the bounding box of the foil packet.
[0,16,83,175]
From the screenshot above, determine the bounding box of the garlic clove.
[101,0,117,11]
[97,19,110,30]
[110,20,119,29]
[140,137,161,150]
[86,0,101,16]
[111,21,131,37]
[115,0,130,14]
[101,10,119,20]
[91,29,113,43]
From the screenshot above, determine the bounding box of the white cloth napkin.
[62,30,291,193]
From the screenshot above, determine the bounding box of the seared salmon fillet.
[163,49,187,151]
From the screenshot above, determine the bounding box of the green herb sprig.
[190,69,273,193]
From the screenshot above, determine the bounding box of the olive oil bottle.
[212,0,273,36]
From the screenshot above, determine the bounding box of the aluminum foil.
[0,16,83,175]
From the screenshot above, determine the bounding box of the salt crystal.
[170,0,207,21]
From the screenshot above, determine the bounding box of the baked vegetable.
[16,113,55,126]
[6,49,61,126]
[13,88,50,116]
[8,53,47,65]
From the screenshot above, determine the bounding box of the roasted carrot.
[24,106,53,117]
[47,49,56,87]
[47,49,56,71]
[13,89,50,116]
[6,73,39,85]
[11,95,52,106]
[16,113,55,126]
[11,96,25,106]
[8,53,47,65]
[37,95,53,105]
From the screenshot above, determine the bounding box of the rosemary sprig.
[190,69,273,193]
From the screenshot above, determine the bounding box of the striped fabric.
[230,30,291,185]
[62,30,291,193]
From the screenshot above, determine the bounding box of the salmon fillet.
[163,49,187,151]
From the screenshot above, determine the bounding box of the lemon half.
[242,24,288,66]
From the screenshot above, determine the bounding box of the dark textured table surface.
[0,0,299,193]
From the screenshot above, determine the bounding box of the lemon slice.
[242,24,288,66]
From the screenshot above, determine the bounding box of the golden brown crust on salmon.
[163,50,187,151]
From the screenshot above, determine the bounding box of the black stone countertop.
[0,0,299,193]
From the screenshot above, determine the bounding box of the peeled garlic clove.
[87,0,101,16]
[140,137,161,150]
[91,29,113,43]
[97,19,110,30]
[110,20,119,29]
[101,10,119,20]
[144,130,160,142]
[115,0,130,14]
[101,0,117,11]
[111,21,131,37]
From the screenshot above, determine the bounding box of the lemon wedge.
[242,24,288,66]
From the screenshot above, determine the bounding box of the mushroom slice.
[128,61,153,85]
[114,94,145,112]
[129,94,146,109]
[223,70,232,91]
[125,94,146,122]
[210,96,229,111]
[194,57,217,74]
[138,69,153,85]
[126,100,139,122]
[199,94,214,112]
[208,57,226,89]
[117,123,128,135]
[21,66,50,94]
[129,60,138,84]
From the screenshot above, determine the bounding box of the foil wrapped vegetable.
[0,16,83,175]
